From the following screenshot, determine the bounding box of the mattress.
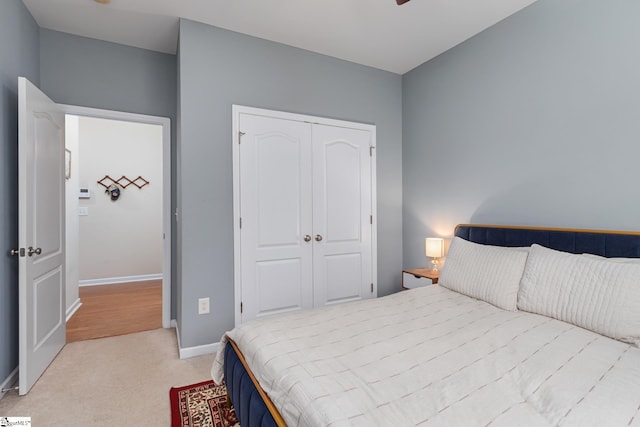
[213,285,640,426]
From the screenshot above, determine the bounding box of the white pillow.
[582,253,640,264]
[518,244,640,346]
[439,237,529,311]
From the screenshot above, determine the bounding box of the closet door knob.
[315,234,323,242]
[303,235,312,242]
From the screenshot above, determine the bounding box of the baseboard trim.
[180,342,219,360]
[79,274,162,287]
[174,321,219,359]
[0,367,19,400]
[66,298,82,322]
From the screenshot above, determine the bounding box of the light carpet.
[0,328,214,426]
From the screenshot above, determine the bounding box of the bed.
[212,224,640,426]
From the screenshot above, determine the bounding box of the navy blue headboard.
[454,224,640,258]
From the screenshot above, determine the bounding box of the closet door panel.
[324,253,362,303]
[312,124,373,306]
[239,114,313,321]
[255,259,303,314]
[324,141,361,243]
[256,135,302,246]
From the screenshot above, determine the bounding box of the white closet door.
[312,124,373,306]
[239,114,313,321]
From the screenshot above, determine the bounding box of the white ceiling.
[22,0,538,74]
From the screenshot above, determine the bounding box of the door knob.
[303,235,312,242]
[27,247,42,256]
[315,234,323,242]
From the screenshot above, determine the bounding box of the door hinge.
[239,217,242,229]
[240,302,243,313]
[239,131,245,143]
[369,146,375,157]
[371,283,374,293]
[370,215,373,225]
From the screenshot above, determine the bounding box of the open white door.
[17,77,66,395]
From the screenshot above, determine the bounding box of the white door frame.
[232,105,377,326]
[59,104,172,328]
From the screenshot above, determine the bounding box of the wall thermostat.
[79,187,91,199]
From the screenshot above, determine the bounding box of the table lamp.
[425,237,444,271]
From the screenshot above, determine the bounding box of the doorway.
[61,105,171,341]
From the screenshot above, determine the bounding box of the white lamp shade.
[425,237,444,258]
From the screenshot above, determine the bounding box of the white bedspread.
[212,286,640,426]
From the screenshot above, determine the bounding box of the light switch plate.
[198,297,210,315]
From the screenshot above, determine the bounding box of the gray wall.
[0,0,40,387]
[177,19,403,348]
[39,29,178,317]
[40,29,177,120]
[402,0,640,268]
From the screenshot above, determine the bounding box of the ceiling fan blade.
[397,0,411,4]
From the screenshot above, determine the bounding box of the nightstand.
[402,268,439,289]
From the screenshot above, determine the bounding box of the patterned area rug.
[170,380,239,427]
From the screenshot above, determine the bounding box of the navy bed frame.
[224,342,279,426]
[454,224,640,257]
[224,224,640,426]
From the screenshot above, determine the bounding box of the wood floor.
[66,280,162,343]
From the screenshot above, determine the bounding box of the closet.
[233,106,377,324]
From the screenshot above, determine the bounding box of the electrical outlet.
[198,297,210,315]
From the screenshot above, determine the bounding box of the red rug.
[170,380,239,427]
